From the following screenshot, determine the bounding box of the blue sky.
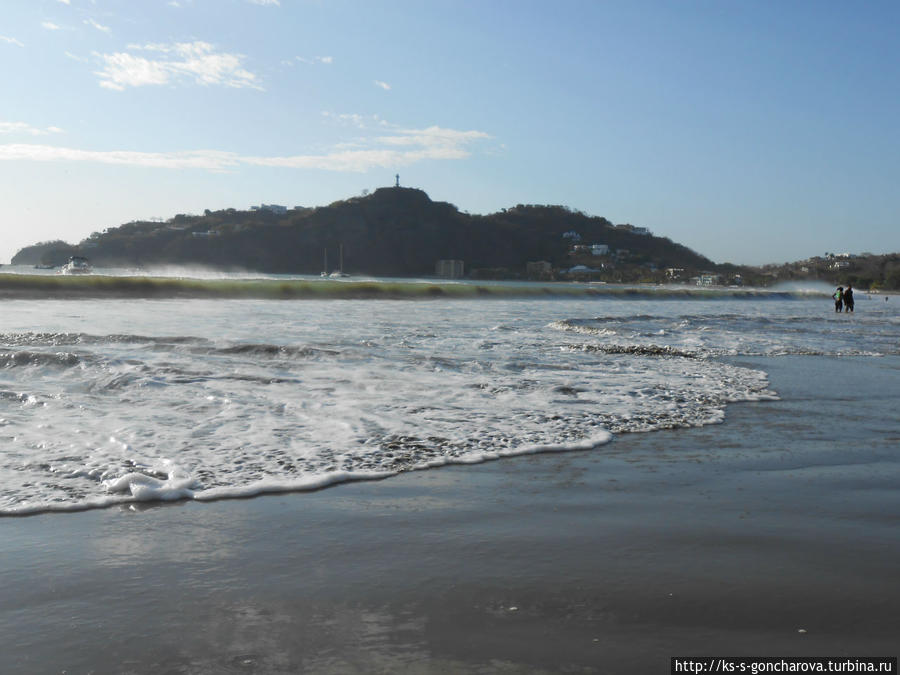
[1,0,898,265]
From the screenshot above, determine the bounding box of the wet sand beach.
[2,355,898,673]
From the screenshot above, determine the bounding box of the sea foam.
[4,290,890,515]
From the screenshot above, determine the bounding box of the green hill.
[12,187,721,281]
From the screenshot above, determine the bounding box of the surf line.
[0,275,814,301]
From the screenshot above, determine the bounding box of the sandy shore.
[2,355,898,673]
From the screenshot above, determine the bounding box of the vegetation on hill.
[12,188,713,279]
[11,187,899,288]
[755,253,900,291]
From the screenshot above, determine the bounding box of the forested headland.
[11,186,900,289]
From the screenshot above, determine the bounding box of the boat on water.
[59,256,93,275]
[328,244,349,278]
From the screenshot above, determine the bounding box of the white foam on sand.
[4,433,616,514]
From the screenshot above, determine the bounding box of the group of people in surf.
[833,284,854,313]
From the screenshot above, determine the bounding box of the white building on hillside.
[251,204,288,214]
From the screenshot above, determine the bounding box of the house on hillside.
[251,204,288,214]
[615,224,651,235]
[693,273,721,286]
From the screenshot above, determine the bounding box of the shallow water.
[2,355,897,674]
[1,286,896,514]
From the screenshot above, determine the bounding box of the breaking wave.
[0,273,825,300]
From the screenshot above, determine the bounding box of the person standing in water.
[843,284,854,312]
[833,286,843,312]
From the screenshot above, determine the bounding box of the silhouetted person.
[833,286,843,312]
[843,284,854,312]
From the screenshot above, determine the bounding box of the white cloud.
[321,111,383,129]
[85,18,111,33]
[0,121,65,136]
[248,0,280,5]
[57,0,71,4]
[96,41,261,91]
[42,22,63,31]
[0,145,241,170]
[95,52,170,89]
[374,80,391,91]
[0,125,491,173]
[1,36,25,47]
[296,55,333,65]
[377,126,491,149]
[336,114,367,128]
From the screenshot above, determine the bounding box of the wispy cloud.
[0,125,491,172]
[84,18,111,33]
[0,145,239,170]
[95,41,261,91]
[374,80,391,91]
[296,55,333,65]
[237,124,490,170]
[1,36,25,47]
[57,0,71,5]
[248,0,280,5]
[0,121,64,136]
[42,22,63,31]
[322,112,381,129]
[377,126,491,153]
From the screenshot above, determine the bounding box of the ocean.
[1,270,897,516]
